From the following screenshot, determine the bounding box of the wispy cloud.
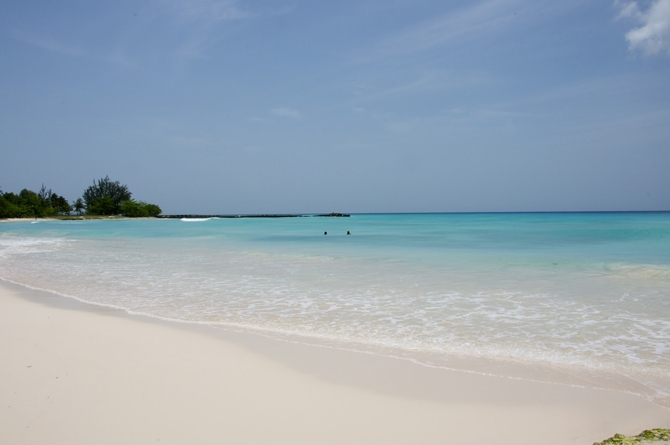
[10,29,137,68]
[352,70,493,104]
[355,72,657,134]
[166,0,248,22]
[104,48,136,68]
[378,0,522,55]
[484,72,653,113]
[156,0,253,60]
[174,33,212,60]
[354,0,582,62]
[10,1,280,65]
[10,30,86,57]
[380,106,536,133]
[270,108,302,119]
[617,0,670,56]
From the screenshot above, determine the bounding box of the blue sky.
[1,0,669,213]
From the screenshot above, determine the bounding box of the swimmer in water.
[347,231,350,235]
[324,231,327,235]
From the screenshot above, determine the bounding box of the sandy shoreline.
[0,217,159,223]
[1,281,668,444]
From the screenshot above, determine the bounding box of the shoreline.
[2,275,666,408]
[0,212,350,223]
[1,280,668,444]
[0,216,160,223]
[2,210,669,225]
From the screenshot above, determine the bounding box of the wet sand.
[1,281,668,444]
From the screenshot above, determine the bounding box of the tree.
[38,184,51,202]
[119,200,162,217]
[82,176,131,215]
[0,195,15,218]
[88,196,116,215]
[143,203,162,217]
[73,198,84,215]
[19,189,45,217]
[0,192,23,218]
[50,193,72,214]
[0,180,160,219]
[119,200,146,217]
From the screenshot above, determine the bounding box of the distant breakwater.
[158,213,350,219]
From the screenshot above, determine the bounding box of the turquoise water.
[1,213,669,403]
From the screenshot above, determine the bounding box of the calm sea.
[1,213,669,404]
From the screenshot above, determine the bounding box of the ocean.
[1,213,669,405]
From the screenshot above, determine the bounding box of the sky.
[1,0,669,214]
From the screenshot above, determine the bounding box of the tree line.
[0,176,161,219]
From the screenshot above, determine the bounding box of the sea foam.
[1,213,669,405]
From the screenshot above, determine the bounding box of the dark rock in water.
[158,213,350,219]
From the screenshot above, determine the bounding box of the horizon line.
[159,210,670,217]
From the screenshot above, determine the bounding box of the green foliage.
[0,195,16,218]
[88,196,116,215]
[119,200,162,217]
[0,185,71,218]
[50,192,72,214]
[143,203,161,217]
[19,189,43,215]
[83,176,131,215]
[0,178,160,219]
[73,198,84,215]
[594,428,670,445]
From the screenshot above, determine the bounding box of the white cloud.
[269,108,302,119]
[617,1,642,18]
[618,0,670,55]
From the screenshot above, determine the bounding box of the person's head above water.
[347,231,350,235]
[324,231,327,235]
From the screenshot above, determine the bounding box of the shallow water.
[1,213,669,404]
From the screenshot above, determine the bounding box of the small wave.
[180,218,212,222]
[0,235,66,258]
[606,263,670,280]
[2,274,668,408]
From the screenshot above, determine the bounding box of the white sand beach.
[1,281,668,445]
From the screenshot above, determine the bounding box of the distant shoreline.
[0,213,350,222]
[3,211,670,224]
[0,216,159,223]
